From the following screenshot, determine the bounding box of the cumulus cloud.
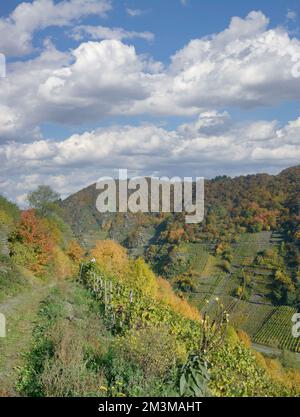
[2,10,300,142]
[0,40,71,140]
[0,39,164,142]
[1,8,300,204]
[70,25,154,42]
[0,0,111,57]
[1,112,300,203]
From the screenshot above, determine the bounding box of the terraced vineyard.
[232,232,272,265]
[181,232,299,354]
[190,254,230,310]
[253,306,300,352]
[229,301,275,337]
[182,243,210,274]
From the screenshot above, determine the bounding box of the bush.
[114,325,186,379]
[40,321,105,397]
[9,209,54,276]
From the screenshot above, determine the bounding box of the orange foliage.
[157,277,200,322]
[15,209,54,275]
[66,240,84,264]
[167,228,185,243]
[236,329,251,347]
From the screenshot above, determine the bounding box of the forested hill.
[61,165,300,253]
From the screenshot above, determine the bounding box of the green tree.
[27,185,60,217]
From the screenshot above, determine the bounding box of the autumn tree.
[90,240,129,277]
[10,209,54,276]
[66,240,84,264]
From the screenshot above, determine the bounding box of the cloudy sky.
[1,0,300,204]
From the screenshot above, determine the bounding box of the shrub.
[66,240,84,264]
[236,329,251,347]
[40,321,105,397]
[114,325,186,380]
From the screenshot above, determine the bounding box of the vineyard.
[253,307,300,352]
[228,301,275,337]
[180,242,210,274]
[168,231,300,354]
[189,255,229,310]
[232,232,272,265]
[80,261,201,352]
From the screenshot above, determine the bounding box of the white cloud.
[0,0,111,57]
[0,39,165,142]
[126,8,144,17]
[287,10,297,22]
[0,8,300,197]
[3,10,300,142]
[1,112,299,202]
[71,25,154,42]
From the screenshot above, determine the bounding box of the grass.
[0,255,33,303]
[16,281,111,397]
[0,283,53,396]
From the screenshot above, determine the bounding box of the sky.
[0,0,300,204]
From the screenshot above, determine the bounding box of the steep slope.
[60,166,300,353]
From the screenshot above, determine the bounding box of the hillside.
[0,183,300,396]
[61,166,300,353]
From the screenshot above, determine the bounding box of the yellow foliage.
[286,369,300,392]
[43,218,63,246]
[90,240,200,321]
[157,277,200,322]
[52,247,74,279]
[236,330,251,347]
[0,209,13,227]
[252,350,267,369]
[128,257,158,297]
[226,326,240,344]
[114,325,187,378]
[258,357,300,393]
[91,240,129,278]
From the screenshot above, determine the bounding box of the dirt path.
[0,284,55,396]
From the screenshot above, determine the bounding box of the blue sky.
[0,0,300,203]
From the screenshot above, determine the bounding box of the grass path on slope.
[0,283,55,396]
